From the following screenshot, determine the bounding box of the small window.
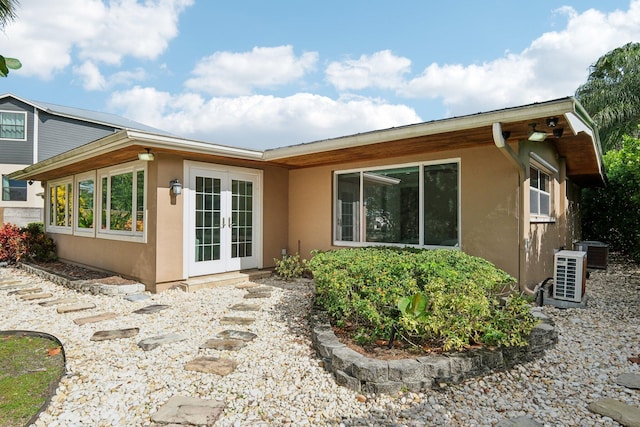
[76,173,95,232]
[530,166,551,218]
[2,175,27,201]
[47,178,73,232]
[0,111,26,140]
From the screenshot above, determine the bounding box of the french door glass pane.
[424,163,458,246]
[195,176,221,263]
[364,167,419,244]
[231,179,253,259]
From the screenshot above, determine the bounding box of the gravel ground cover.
[0,257,638,426]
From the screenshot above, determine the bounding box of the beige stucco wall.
[288,144,522,281]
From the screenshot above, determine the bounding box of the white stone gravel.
[0,257,639,427]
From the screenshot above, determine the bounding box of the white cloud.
[398,2,640,116]
[73,61,107,90]
[0,0,193,79]
[108,87,421,149]
[326,50,412,91]
[185,46,319,96]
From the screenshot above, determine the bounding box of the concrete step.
[177,270,272,292]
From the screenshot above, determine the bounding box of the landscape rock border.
[18,262,145,296]
[309,306,558,394]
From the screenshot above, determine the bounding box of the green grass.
[0,334,65,427]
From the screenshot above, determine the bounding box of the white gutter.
[9,129,264,180]
[265,98,580,161]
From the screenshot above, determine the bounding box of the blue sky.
[0,0,638,150]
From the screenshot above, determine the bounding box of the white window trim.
[529,158,556,223]
[46,177,73,235]
[333,158,461,249]
[74,171,96,237]
[0,110,27,141]
[96,161,147,243]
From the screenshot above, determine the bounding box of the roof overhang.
[9,97,605,187]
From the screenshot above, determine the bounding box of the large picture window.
[0,111,26,140]
[98,164,145,238]
[334,161,459,248]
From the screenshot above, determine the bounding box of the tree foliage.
[582,135,640,261]
[576,42,640,151]
[0,0,20,76]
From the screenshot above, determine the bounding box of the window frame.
[74,171,97,237]
[96,161,147,243]
[2,175,28,201]
[333,159,461,249]
[46,177,73,235]
[529,154,556,222]
[0,110,27,141]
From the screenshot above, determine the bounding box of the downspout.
[492,122,535,296]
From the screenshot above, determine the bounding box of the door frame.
[182,160,263,278]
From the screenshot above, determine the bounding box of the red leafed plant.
[0,223,27,263]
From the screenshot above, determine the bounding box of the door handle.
[222,217,225,228]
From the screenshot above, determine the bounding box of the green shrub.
[22,223,57,262]
[309,247,535,352]
[274,253,309,279]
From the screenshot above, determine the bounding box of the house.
[0,93,169,226]
[9,97,605,294]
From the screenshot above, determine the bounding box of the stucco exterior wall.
[288,144,521,281]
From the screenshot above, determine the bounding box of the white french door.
[187,164,260,276]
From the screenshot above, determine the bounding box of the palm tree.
[576,42,640,152]
[0,0,20,77]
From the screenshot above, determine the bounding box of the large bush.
[0,222,57,264]
[309,248,536,352]
[582,135,640,261]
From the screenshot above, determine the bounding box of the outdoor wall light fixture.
[553,128,564,138]
[501,130,511,140]
[546,117,559,128]
[138,148,155,161]
[170,179,182,196]
[528,123,548,142]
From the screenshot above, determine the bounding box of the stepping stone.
[216,329,257,342]
[8,287,42,296]
[184,356,238,376]
[124,293,151,302]
[617,373,640,390]
[57,303,96,314]
[39,297,78,307]
[137,333,186,351]
[21,292,53,301]
[0,279,21,285]
[220,316,255,325]
[151,395,225,426]
[73,312,118,325]
[497,416,542,427]
[133,304,169,314]
[243,292,272,299]
[90,328,139,341]
[235,283,260,289]
[230,303,260,311]
[245,286,273,293]
[200,339,247,351]
[588,398,640,427]
[0,282,27,290]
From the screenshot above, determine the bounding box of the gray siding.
[0,98,34,164]
[38,113,117,161]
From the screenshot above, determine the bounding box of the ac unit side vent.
[553,250,586,302]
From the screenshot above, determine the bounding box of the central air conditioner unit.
[553,250,587,302]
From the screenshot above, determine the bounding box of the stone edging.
[309,307,557,394]
[18,262,145,296]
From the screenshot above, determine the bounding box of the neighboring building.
[10,97,605,294]
[0,93,168,226]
